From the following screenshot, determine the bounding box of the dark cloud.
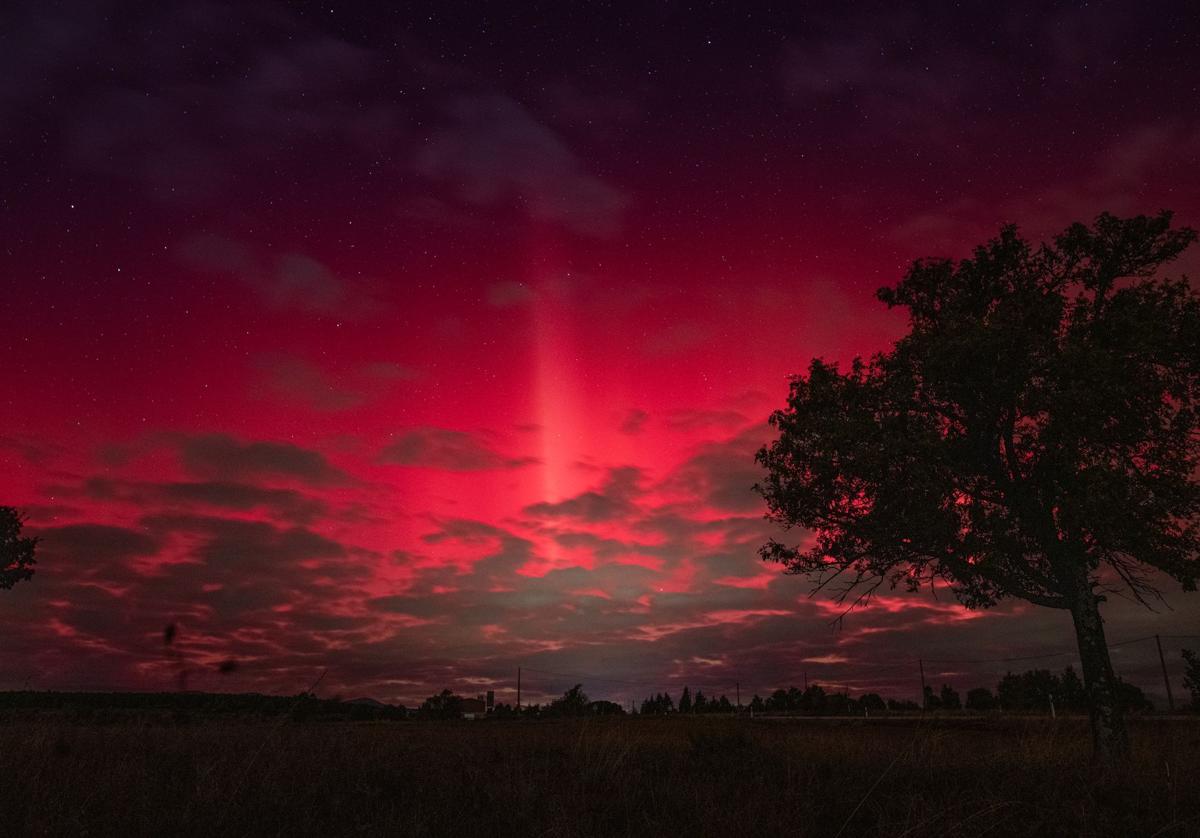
[380,427,536,471]
[4,1,399,202]
[180,434,349,486]
[255,355,419,412]
[781,31,964,135]
[79,476,327,525]
[663,408,749,434]
[268,254,351,314]
[888,123,1200,257]
[618,408,649,435]
[256,356,364,411]
[415,94,628,237]
[144,514,348,573]
[641,321,712,357]
[487,281,537,307]
[524,467,643,522]
[667,427,772,513]
[178,235,376,317]
[35,524,160,575]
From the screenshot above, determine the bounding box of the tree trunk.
[1068,575,1130,764]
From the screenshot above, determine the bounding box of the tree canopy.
[757,211,1200,762]
[0,507,37,590]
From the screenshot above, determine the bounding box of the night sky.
[3,1,1199,707]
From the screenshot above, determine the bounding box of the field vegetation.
[2,706,1198,837]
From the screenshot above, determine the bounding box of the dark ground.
[1,711,1198,837]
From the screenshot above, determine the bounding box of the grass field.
[2,712,1198,837]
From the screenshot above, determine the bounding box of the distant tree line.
[11,648,1194,724]
[417,657,1197,720]
[641,686,735,715]
[732,667,1155,717]
[0,690,407,721]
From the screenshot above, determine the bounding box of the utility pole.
[517,666,521,711]
[803,671,808,691]
[736,681,740,711]
[918,659,927,711]
[1156,635,1176,713]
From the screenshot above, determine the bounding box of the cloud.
[415,94,628,236]
[37,524,160,576]
[487,281,537,307]
[79,476,327,525]
[666,427,772,513]
[178,235,374,317]
[618,408,649,435]
[888,122,1200,257]
[642,321,711,357]
[663,408,748,434]
[180,434,349,486]
[257,356,364,411]
[380,427,537,471]
[524,467,643,522]
[268,254,349,314]
[780,25,965,143]
[256,356,419,412]
[5,2,400,202]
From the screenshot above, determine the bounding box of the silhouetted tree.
[548,684,590,717]
[1059,667,1088,713]
[1182,649,1200,712]
[802,684,827,715]
[641,692,675,715]
[998,670,1059,712]
[757,212,1200,764]
[587,699,625,715]
[940,684,962,711]
[678,686,692,714]
[859,693,887,715]
[965,687,996,712]
[491,702,518,718]
[0,507,37,590]
[826,691,856,715]
[420,689,464,719]
[923,685,941,711]
[1114,678,1153,713]
[748,694,765,714]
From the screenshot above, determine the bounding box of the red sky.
[2,0,1199,707]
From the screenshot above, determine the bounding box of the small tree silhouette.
[548,684,589,716]
[965,687,996,712]
[1182,649,1200,711]
[1,507,37,591]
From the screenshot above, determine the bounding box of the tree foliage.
[758,212,1199,609]
[757,212,1199,761]
[1183,649,1200,711]
[547,684,590,717]
[0,507,38,591]
[419,689,464,719]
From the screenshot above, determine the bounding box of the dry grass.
[1,713,1198,837]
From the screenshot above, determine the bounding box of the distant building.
[462,692,496,720]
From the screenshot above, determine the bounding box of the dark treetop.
[757,212,1199,613]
